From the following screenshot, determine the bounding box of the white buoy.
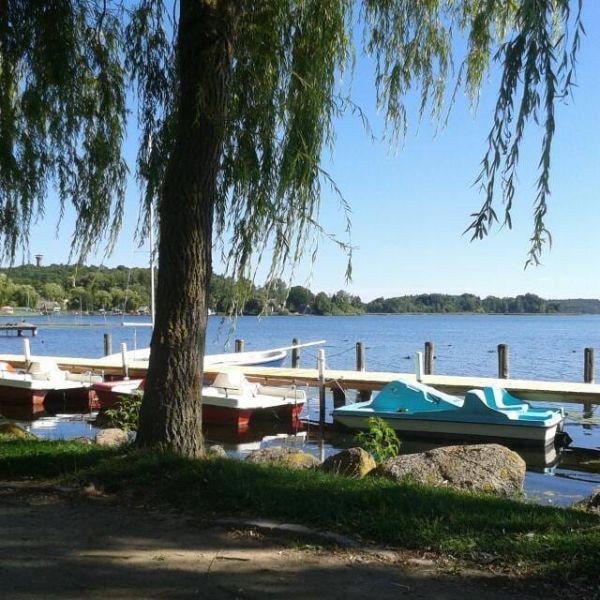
[121,342,129,380]
[317,349,326,441]
[22,337,31,367]
[415,351,424,383]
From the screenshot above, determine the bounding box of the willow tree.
[0,1,583,455]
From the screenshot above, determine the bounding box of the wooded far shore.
[0,264,599,316]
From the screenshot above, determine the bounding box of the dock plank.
[1,353,599,404]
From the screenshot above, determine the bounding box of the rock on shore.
[95,428,129,448]
[371,444,525,495]
[320,448,376,477]
[245,447,319,470]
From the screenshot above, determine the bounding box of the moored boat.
[0,359,102,409]
[332,380,566,446]
[92,371,306,431]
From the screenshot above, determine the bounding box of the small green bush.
[104,392,142,432]
[355,416,401,462]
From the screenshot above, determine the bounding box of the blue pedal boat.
[332,380,565,446]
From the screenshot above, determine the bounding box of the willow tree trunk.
[136,1,233,456]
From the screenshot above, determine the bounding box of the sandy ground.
[0,483,585,600]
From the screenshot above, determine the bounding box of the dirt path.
[0,484,576,599]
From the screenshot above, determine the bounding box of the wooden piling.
[424,341,434,375]
[356,342,365,371]
[356,342,371,401]
[584,347,595,383]
[291,338,300,368]
[234,339,244,353]
[498,344,509,379]
[103,333,113,357]
[332,387,346,408]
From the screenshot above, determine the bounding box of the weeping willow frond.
[465,0,583,266]
[0,0,585,275]
[0,0,127,261]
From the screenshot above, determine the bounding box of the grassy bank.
[1,435,599,580]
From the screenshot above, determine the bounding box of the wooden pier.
[1,352,600,405]
[0,322,38,337]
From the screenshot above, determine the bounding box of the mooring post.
[317,349,326,439]
[584,347,595,383]
[103,333,113,357]
[332,387,346,408]
[355,341,371,401]
[234,339,244,353]
[424,341,434,375]
[497,344,509,379]
[120,342,129,380]
[415,351,424,383]
[356,342,365,371]
[291,338,300,368]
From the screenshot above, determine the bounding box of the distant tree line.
[0,264,598,315]
[365,293,562,314]
[0,264,150,312]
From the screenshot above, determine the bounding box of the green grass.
[1,436,599,579]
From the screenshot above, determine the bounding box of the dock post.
[415,351,424,383]
[356,342,365,371]
[22,337,31,368]
[103,333,113,357]
[332,387,346,408]
[356,342,371,401]
[317,349,326,439]
[497,344,509,379]
[235,339,244,353]
[424,341,434,375]
[120,343,129,379]
[584,347,595,383]
[291,338,300,368]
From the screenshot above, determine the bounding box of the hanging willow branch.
[465,0,583,266]
[0,0,585,276]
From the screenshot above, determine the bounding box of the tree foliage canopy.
[0,0,583,271]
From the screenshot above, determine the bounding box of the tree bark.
[136,0,234,456]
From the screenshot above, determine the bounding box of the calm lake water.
[1,313,599,506]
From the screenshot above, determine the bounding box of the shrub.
[355,417,401,462]
[104,392,142,432]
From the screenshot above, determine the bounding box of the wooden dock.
[1,353,600,405]
[0,323,38,336]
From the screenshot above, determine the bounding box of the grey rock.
[582,486,600,512]
[94,428,129,448]
[207,444,227,458]
[72,436,94,445]
[320,447,376,478]
[245,447,319,470]
[371,443,525,495]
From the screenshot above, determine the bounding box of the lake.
[1,312,599,506]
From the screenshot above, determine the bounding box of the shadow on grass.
[0,437,119,478]
[1,439,599,579]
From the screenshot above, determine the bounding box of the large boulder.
[0,423,36,440]
[206,444,228,458]
[371,444,525,495]
[95,428,129,448]
[245,447,319,470]
[320,448,376,478]
[581,487,600,512]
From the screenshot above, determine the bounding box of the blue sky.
[9,3,600,302]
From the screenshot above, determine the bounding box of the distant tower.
[35,254,43,267]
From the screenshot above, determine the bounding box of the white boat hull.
[333,414,560,446]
